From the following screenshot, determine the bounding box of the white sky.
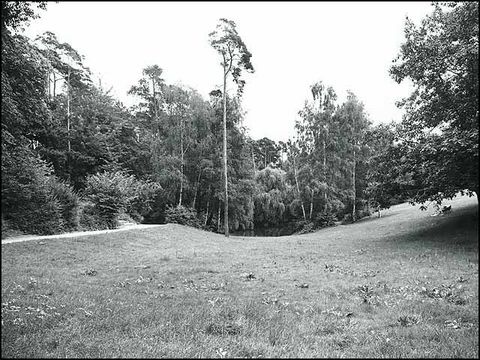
[23,1,434,142]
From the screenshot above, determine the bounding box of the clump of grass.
[397,315,421,327]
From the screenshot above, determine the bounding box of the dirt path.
[1,224,164,245]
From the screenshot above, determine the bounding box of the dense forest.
[1,2,478,237]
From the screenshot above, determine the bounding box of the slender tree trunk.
[264,149,267,168]
[251,146,256,174]
[178,116,184,207]
[66,70,71,183]
[152,79,158,120]
[352,143,356,222]
[323,137,327,213]
[46,72,50,99]
[217,202,221,233]
[204,189,210,227]
[351,110,357,223]
[67,88,71,152]
[222,67,229,237]
[309,190,314,220]
[192,169,202,209]
[293,156,307,221]
[53,72,56,97]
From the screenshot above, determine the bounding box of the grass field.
[1,195,478,358]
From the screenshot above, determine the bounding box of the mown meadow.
[2,195,478,358]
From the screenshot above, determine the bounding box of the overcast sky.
[23,1,434,142]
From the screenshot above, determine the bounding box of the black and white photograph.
[1,1,478,358]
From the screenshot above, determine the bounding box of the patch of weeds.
[205,322,241,336]
[27,277,38,289]
[82,268,97,276]
[242,272,256,281]
[210,282,228,291]
[444,318,475,330]
[261,296,280,305]
[295,283,309,289]
[7,283,27,295]
[325,263,341,272]
[206,305,243,337]
[397,315,421,327]
[235,344,266,358]
[206,269,220,274]
[114,280,131,288]
[325,264,380,278]
[332,334,353,350]
[215,347,228,358]
[134,275,153,284]
[181,278,228,292]
[207,297,226,308]
[355,285,380,305]
[420,284,468,305]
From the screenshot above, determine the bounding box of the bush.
[294,220,315,235]
[31,191,65,234]
[83,171,162,230]
[313,212,337,228]
[1,147,80,235]
[12,181,65,235]
[46,177,80,231]
[125,180,162,223]
[356,209,371,220]
[165,205,202,228]
[342,213,353,224]
[83,171,130,229]
[78,200,105,231]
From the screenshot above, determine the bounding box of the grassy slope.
[1,195,478,358]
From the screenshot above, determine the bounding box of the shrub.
[313,212,337,228]
[356,209,371,220]
[83,171,162,230]
[1,147,79,235]
[165,205,201,228]
[30,191,64,234]
[12,180,65,235]
[78,200,104,231]
[342,213,353,224]
[294,220,315,235]
[125,180,162,223]
[83,171,129,229]
[46,177,80,231]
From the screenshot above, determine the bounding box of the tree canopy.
[388,1,478,204]
[1,3,477,237]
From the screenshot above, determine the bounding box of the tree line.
[1,2,477,237]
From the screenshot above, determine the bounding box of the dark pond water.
[231,226,296,237]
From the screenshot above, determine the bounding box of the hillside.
[1,195,478,357]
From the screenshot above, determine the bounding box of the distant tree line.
[1,2,477,236]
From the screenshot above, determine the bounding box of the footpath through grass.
[1,195,478,357]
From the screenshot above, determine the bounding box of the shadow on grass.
[391,204,478,247]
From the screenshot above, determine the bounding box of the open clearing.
[1,195,478,358]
